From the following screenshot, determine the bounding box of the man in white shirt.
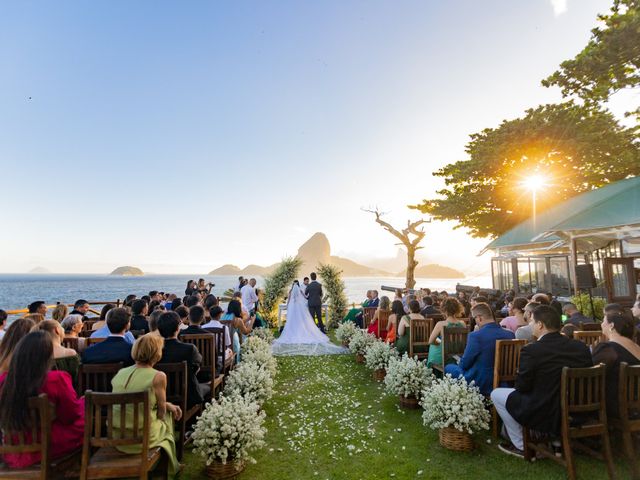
[241,278,259,314]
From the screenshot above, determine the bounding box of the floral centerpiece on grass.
[241,345,278,377]
[241,335,272,357]
[420,374,491,452]
[251,327,275,343]
[364,340,398,381]
[192,395,266,476]
[335,322,358,347]
[348,329,376,363]
[223,360,274,406]
[384,353,433,409]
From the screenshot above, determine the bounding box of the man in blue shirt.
[445,303,514,395]
[90,309,136,344]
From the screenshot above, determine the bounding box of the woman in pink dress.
[0,331,85,468]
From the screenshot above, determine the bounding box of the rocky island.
[110,266,144,276]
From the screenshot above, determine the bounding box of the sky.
[0,0,619,275]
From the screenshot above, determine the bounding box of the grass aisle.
[183,354,622,479]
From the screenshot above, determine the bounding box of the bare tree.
[363,208,429,289]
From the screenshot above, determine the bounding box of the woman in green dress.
[111,334,182,477]
[426,297,466,368]
[395,300,426,356]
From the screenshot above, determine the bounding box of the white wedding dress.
[272,284,347,356]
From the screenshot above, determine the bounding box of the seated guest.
[457,291,471,318]
[531,293,550,305]
[0,331,84,468]
[61,314,87,352]
[403,294,417,313]
[592,313,640,418]
[395,300,426,356]
[427,298,467,369]
[500,295,514,318]
[384,300,406,345]
[515,302,541,342]
[367,296,391,338]
[33,320,80,385]
[148,300,164,315]
[27,301,47,318]
[157,312,208,408]
[445,303,514,395]
[51,304,68,323]
[500,297,529,333]
[91,303,115,331]
[0,309,7,340]
[164,293,177,311]
[174,305,190,331]
[184,295,200,309]
[420,296,439,317]
[203,306,233,359]
[604,303,624,317]
[492,305,592,457]
[111,334,181,476]
[130,299,150,334]
[202,295,219,322]
[560,323,577,339]
[222,300,254,363]
[562,302,591,327]
[123,294,137,308]
[170,297,183,311]
[148,309,165,334]
[91,308,136,344]
[0,318,36,372]
[82,308,135,366]
[182,306,210,335]
[353,291,374,327]
[69,299,90,320]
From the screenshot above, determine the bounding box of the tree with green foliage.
[543,0,640,120]
[412,102,640,238]
[261,257,303,326]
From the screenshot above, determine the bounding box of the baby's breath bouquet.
[364,340,398,371]
[348,329,376,356]
[192,395,266,469]
[335,321,358,346]
[223,360,274,406]
[384,353,433,399]
[241,335,272,357]
[420,374,490,435]
[251,327,275,343]
[242,345,278,377]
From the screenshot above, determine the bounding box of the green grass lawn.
[182,353,628,479]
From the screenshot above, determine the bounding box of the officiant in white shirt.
[241,278,259,315]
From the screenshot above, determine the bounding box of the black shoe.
[498,442,525,459]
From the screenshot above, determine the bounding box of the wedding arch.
[262,257,303,326]
[317,263,348,328]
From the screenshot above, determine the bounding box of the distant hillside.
[110,266,144,276]
[28,266,51,274]
[397,264,464,279]
[209,232,391,277]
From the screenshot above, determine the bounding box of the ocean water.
[0,274,492,313]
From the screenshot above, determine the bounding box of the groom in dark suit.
[306,272,325,333]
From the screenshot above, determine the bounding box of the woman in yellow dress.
[111,334,182,476]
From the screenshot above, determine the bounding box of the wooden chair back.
[493,339,527,388]
[85,337,107,347]
[425,313,445,322]
[619,362,640,428]
[409,318,433,360]
[179,333,216,380]
[376,310,391,339]
[80,390,159,480]
[204,326,226,356]
[78,330,93,338]
[574,331,605,348]
[62,336,80,351]
[579,322,602,331]
[562,364,607,417]
[362,307,377,329]
[441,326,469,365]
[81,320,97,332]
[0,394,53,480]
[78,362,124,393]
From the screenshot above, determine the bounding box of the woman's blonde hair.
[32,320,64,343]
[378,296,391,311]
[23,313,46,324]
[51,304,68,322]
[131,334,164,365]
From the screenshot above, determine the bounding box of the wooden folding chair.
[574,331,606,348]
[78,363,124,394]
[204,326,234,377]
[155,361,201,461]
[81,320,97,332]
[579,322,602,331]
[0,394,80,479]
[523,364,615,480]
[179,333,224,398]
[425,313,445,323]
[80,390,168,480]
[611,362,640,479]
[376,310,391,340]
[409,318,433,361]
[432,326,468,374]
[62,336,80,352]
[362,308,377,330]
[85,337,107,347]
[491,339,527,437]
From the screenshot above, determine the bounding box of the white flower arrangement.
[223,360,274,406]
[242,346,278,378]
[335,321,358,345]
[241,335,272,358]
[420,374,491,434]
[251,327,275,343]
[384,353,433,399]
[364,340,398,371]
[192,395,266,468]
[348,329,377,355]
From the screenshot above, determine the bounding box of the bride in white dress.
[272,281,347,356]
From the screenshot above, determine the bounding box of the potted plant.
[348,330,376,363]
[223,360,274,407]
[421,374,491,452]
[192,396,266,479]
[335,322,358,347]
[364,340,398,381]
[384,354,433,409]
